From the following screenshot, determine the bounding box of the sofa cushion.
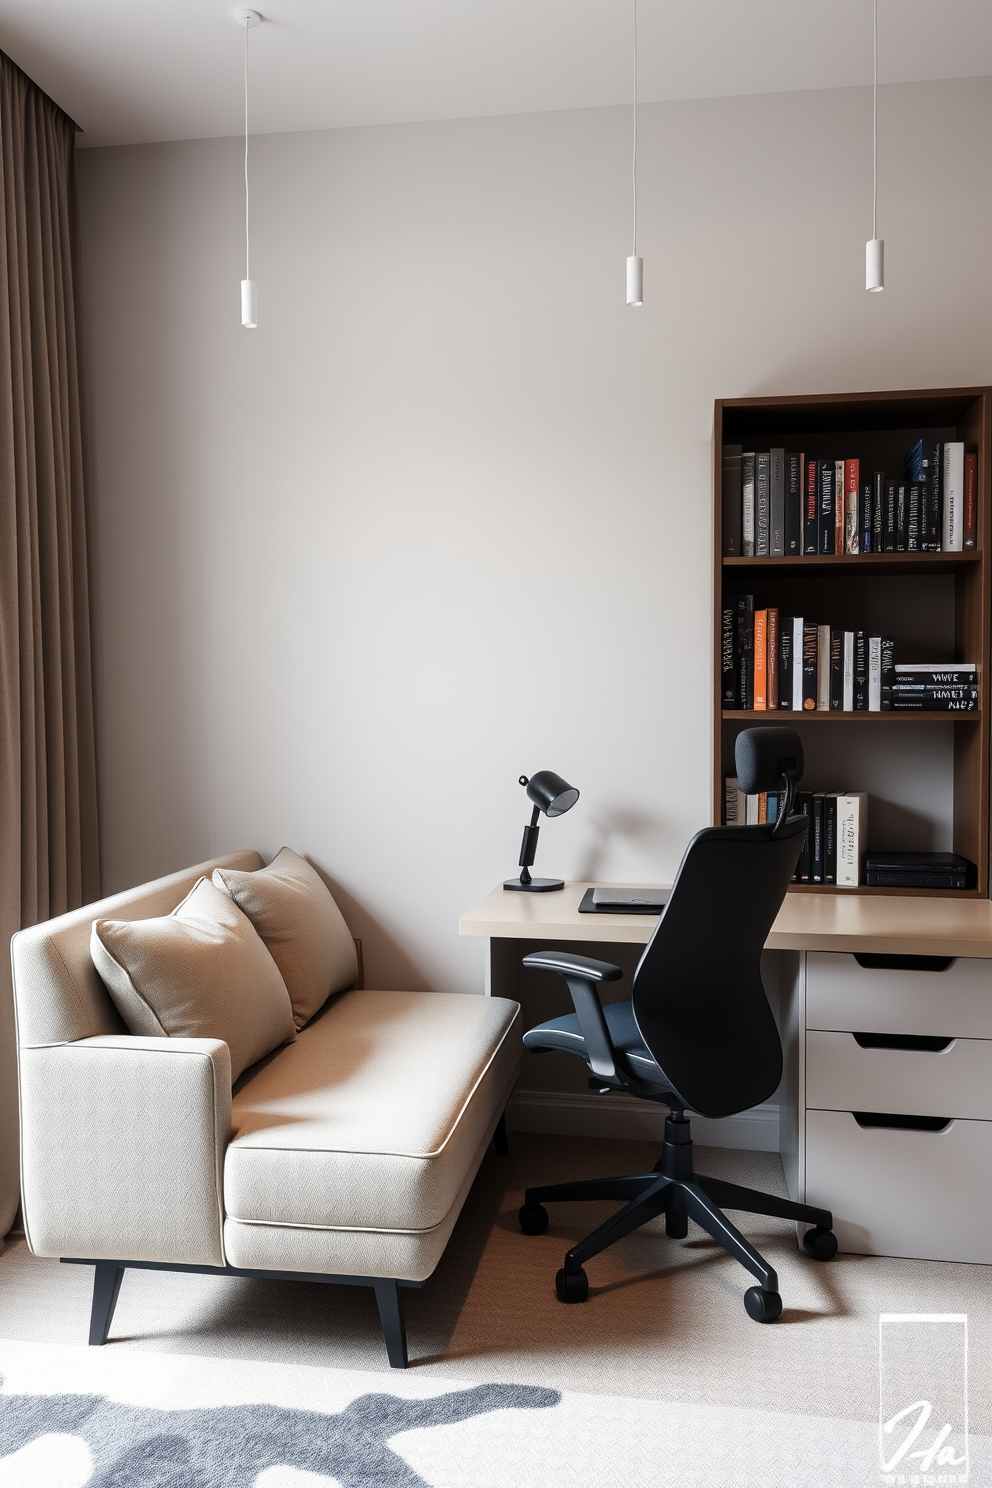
[91,876,296,1082]
[213,847,358,1029]
[225,990,521,1233]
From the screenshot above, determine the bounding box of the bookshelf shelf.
[713,386,992,898]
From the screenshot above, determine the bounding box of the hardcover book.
[829,628,844,710]
[769,448,785,557]
[823,795,837,884]
[802,623,818,710]
[942,441,964,552]
[753,610,767,710]
[859,480,873,554]
[803,459,818,555]
[766,608,779,709]
[755,451,771,557]
[834,458,846,558]
[883,481,897,553]
[816,623,831,710]
[872,471,884,553]
[907,482,922,552]
[854,631,868,710]
[834,793,867,886]
[810,794,824,883]
[790,616,804,712]
[964,452,977,548]
[818,459,835,555]
[742,452,756,557]
[722,444,743,556]
[842,631,855,711]
[785,452,804,556]
[721,599,739,707]
[844,458,860,553]
[778,616,794,710]
[868,635,882,711]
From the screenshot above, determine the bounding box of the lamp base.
[503,877,565,892]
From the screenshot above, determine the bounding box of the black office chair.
[517,727,836,1323]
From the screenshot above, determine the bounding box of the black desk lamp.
[504,771,579,892]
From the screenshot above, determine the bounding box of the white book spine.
[842,631,855,711]
[816,623,831,710]
[791,617,803,713]
[745,794,759,826]
[868,636,882,711]
[835,793,867,886]
[942,442,964,552]
[742,453,755,556]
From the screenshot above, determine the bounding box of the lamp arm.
[518,805,542,875]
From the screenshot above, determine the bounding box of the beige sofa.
[11,851,521,1367]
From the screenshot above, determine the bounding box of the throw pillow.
[212,847,358,1029]
[91,876,296,1081]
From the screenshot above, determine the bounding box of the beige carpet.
[3,1133,989,1431]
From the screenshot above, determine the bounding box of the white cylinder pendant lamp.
[865,0,884,292]
[235,9,261,327]
[626,0,643,306]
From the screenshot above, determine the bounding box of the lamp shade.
[525,771,579,818]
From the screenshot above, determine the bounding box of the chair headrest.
[735,727,805,795]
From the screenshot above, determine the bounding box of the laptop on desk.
[578,885,669,915]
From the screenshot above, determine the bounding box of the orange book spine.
[766,608,779,710]
[758,792,767,824]
[753,610,767,710]
[845,458,860,553]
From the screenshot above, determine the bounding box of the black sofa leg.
[493,1112,509,1157]
[88,1262,125,1346]
[374,1280,408,1369]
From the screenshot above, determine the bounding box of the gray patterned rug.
[0,1338,986,1487]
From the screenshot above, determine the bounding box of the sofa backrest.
[12,852,265,1048]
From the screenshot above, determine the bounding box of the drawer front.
[806,951,992,1038]
[805,1108,992,1263]
[806,1029,992,1121]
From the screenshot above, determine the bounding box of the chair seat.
[523,999,674,1091]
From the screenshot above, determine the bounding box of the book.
[737,595,755,709]
[803,459,818,555]
[810,795,824,883]
[834,793,867,886]
[842,631,855,711]
[721,599,739,707]
[785,452,803,556]
[778,616,794,710]
[892,691,978,711]
[755,451,771,556]
[816,623,831,710]
[829,628,844,710]
[823,794,837,884]
[942,441,964,552]
[742,453,755,556]
[880,634,894,709]
[865,851,972,889]
[753,610,768,710]
[895,663,976,684]
[770,448,785,557]
[722,444,743,556]
[854,630,868,710]
[859,480,873,554]
[964,452,977,548]
[745,793,760,825]
[757,792,767,825]
[895,482,907,552]
[868,636,882,711]
[892,685,978,699]
[907,482,922,552]
[906,438,943,551]
[791,616,803,712]
[818,459,835,555]
[802,623,818,710]
[883,480,897,553]
[766,608,779,710]
[724,776,746,825]
[793,791,812,882]
[834,458,845,557]
[844,458,859,553]
[871,471,884,553]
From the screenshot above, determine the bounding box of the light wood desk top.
[460,883,992,958]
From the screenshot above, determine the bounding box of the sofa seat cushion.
[225,990,521,1234]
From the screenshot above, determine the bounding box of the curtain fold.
[0,52,99,1238]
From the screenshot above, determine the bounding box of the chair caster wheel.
[518,1203,549,1235]
[555,1267,589,1303]
[744,1286,782,1323]
[802,1226,838,1261]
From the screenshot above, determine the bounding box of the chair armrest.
[522,950,625,1082]
[18,1035,231,1266]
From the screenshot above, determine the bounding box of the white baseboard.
[506,1089,781,1152]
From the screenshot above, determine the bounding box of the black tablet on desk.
[578,886,669,915]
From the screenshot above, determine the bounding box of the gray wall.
[77,76,992,997]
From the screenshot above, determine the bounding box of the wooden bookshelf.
[713,387,992,898]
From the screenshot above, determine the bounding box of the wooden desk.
[461,883,992,1265]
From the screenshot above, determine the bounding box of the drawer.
[805,1108,992,1263]
[806,951,992,1038]
[806,1029,992,1121]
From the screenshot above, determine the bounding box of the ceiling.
[2,0,990,149]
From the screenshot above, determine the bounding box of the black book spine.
[872,472,884,553]
[880,634,894,711]
[785,453,802,556]
[860,481,873,554]
[929,441,943,552]
[739,596,755,710]
[722,598,739,707]
[722,444,743,556]
[896,482,907,552]
[907,482,921,552]
[803,458,818,555]
[829,629,844,710]
[778,617,793,711]
[811,795,824,883]
[818,459,835,554]
[802,622,818,711]
[884,480,897,552]
[823,796,837,885]
[854,630,868,710]
[794,792,812,882]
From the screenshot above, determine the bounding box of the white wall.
[77,76,992,996]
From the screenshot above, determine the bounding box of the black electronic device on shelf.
[865,851,975,890]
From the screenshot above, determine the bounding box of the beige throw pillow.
[213,847,358,1029]
[91,876,296,1081]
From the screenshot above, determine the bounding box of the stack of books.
[723,778,782,827]
[865,851,974,890]
[892,664,979,713]
[722,443,976,556]
[723,782,867,885]
[723,599,900,711]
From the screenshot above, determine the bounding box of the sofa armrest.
[18,1035,231,1266]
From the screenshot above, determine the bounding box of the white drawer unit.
[806,1029,992,1122]
[806,951,992,1039]
[805,1109,992,1264]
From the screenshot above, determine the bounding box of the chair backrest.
[630,817,806,1119]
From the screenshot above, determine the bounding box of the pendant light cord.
[872,0,878,241]
[244,20,250,282]
[631,0,638,258]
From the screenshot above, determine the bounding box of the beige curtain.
[0,53,99,1237]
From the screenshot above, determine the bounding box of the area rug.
[1,1337,986,1487]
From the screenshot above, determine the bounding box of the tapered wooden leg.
[493,1112,509,1157]
[373,1279,408,1368]
[88,1262,125,1346]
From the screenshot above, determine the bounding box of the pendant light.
[234,9,261,327]
[865,0,883,292]
[626,0,643,306]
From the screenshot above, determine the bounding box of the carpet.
[1,1338,985,1488]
